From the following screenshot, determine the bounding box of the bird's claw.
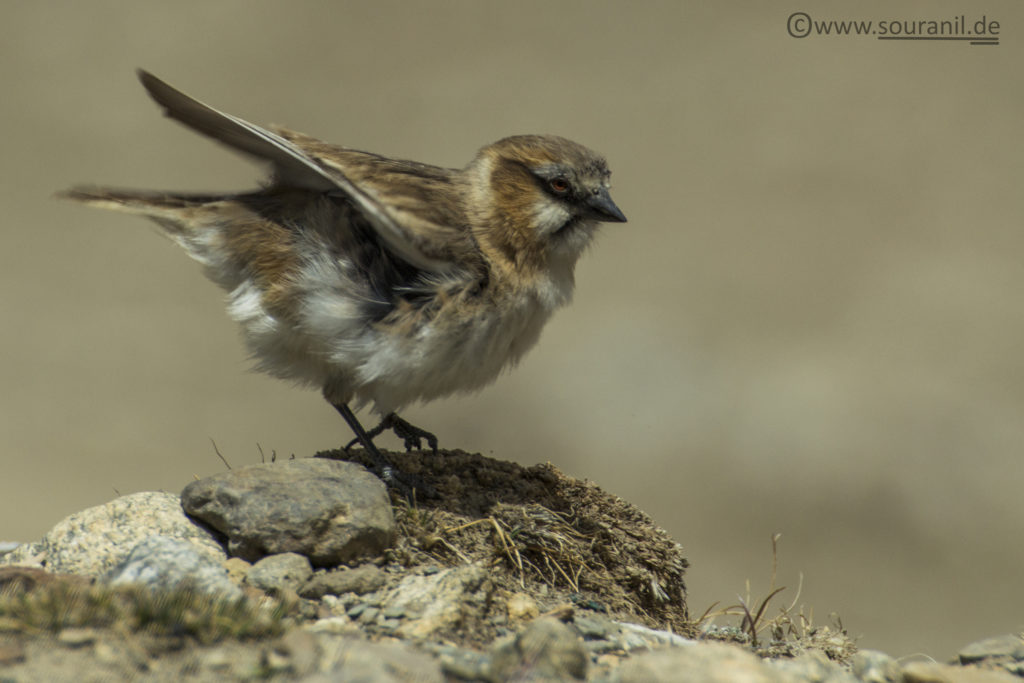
[345,413,439,454]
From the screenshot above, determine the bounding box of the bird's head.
[465,135,626,272]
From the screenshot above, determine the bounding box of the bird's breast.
[349,269,575,413]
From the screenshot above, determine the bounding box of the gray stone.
[902,660,1020,682]
[56,627,100,648]
[0,541,45,568]
[299,563,387,599]
[312,636,445,682]
[245,552,313,593]
[959,634,1024,664]
[24,492,224,577]
[768,650,857,682]
[851,649,903,682]
[489,617,588,682]
[181,459,395,566]
[358,606,381,624]
[583,619,696,655]
[105,535,241,599]
[381,564,488,639]
[574,614,616,639]
[609,643,780,683]
[437,646,492,681]
[272,629,321,678]
[381,604,405,619]
[614,621,695,651]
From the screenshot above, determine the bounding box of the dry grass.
[692,534,856,663]
[377,453,693,636]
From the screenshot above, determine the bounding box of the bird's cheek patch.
[532,201,573,238]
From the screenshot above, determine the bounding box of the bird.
[61,70,627,488]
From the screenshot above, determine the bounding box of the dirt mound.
[316,447,692,638]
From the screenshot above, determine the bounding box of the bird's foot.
[344,413,439,454]
[330,403,438,499]
[386,414,439,454]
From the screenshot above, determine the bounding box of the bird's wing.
[137,70,456,272]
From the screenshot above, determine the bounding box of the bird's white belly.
[349,288,558,414]
[230,251,576,415]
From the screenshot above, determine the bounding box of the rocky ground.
[1,448,1021,682]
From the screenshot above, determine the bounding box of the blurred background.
[2,1,1021,660]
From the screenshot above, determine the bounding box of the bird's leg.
[330,402,395,482]
[330,402,438,499]
[343,413,439,454]
[343,417,390,452]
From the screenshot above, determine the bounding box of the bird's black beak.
[587,187,627,223]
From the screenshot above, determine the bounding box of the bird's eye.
[548,177,570,195]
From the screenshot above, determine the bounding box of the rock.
[312,636,445,682]
[223,557,252,584]
[902,660,1020,683]
[9,492,224,577]
[0,541,45,568]
[181,459,395,566]
[106,535,242,599]
[357,606,380,624]
[959,634,1024,664]
[489,616,588,682]
[306,615,358,636]
[613,621,694,651]
[0,641,25,666]
[608,642,787,683]
[246,553,313,593]
[768,650,857,682]
[506,592,540,620]
[850,649,903,682]
[299,563,386,599]
[264,629,320,678]
[574,614,617,640]
[382,564,488,639]
[56,627,100,648]
[437,645,492,680]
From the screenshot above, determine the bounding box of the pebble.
[381,604,405,619]
[575,614,616,639]
[506,591,540,620]
[489,617,588,681]
[358,606,380,624]
[299,563,386,599]
[437,645,492,681]
[245,552,313,593]
[56,627,99,648]
[850,649,903,682]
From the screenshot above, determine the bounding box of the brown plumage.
[61,70,626,488]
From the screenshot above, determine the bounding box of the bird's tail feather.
[59,186,220,214]
[56,186,234,237]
